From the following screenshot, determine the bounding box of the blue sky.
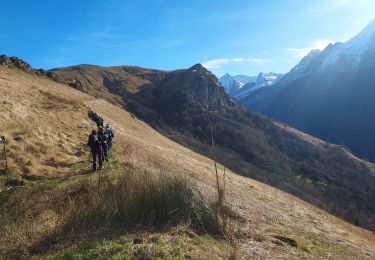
[1,0,375,76]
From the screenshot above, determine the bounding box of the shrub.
[62,168,223,235]
[0,166,227,256]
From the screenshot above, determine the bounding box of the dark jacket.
[87,133,104,149]
[98,132,108,147]
[104,128,114,142]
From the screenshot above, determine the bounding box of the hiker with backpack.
[98,126,109,162]
[88,110,94,120]
[87,110,114,168]
[104,123,114,151]
[96,116,104,128]
[88,110,105,127]
[87,129,104,171]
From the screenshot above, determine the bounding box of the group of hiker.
[87,111,115,171]
[88,110,104,127]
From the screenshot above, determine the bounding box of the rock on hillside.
[0,55,92,93]
[0,55,45,76]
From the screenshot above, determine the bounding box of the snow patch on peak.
[315,18,375,70]
[234,75,257,85]
[228,72,283,98]
[219,74,241,93]
[257,72,281,83]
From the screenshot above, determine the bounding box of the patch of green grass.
[272,227,349,259]
[48,231,228,260]
[192,234,228,252]
[107,145,122,171]
[0,188,13,207]
[0,101,13,112]
[71,160,89,171]
[301,235,348,259]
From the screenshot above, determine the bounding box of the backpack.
[104,129,112,141]
[89,134,101,147]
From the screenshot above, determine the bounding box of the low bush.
[0,166,226,256]
[63,168,223,235]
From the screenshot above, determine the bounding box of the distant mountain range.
[233,18,375,162]
[219,72,283,99]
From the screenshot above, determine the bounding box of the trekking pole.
[1,136,8,187]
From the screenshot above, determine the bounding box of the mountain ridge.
[239,17,375,163]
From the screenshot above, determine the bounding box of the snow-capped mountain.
[235,72,283,99]
[233,75,258,85]
[283,49,321,81]
[240,17,375,162]
[219,73,244,94]
[219,72,282,98]
[280,18,375,84]
[218,73,257,94]
[320,18,375,69]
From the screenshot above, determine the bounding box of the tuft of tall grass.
[0,167,228,256]
[62,168,224,235]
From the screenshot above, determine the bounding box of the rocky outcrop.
[0,55,46,76]
[46,71,89,92]
[0,55,88,91]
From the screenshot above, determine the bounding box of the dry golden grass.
[0,67,93,182]
[0,66,374,259]
[48,64,166,107]
[0,165,227,258]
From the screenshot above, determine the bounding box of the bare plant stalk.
[223,165,226,198]
[193,79,235,253]
[207,111,222,204]
[193,80,226,206]
[196,82,225,206]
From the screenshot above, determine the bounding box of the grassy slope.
[48,65,167,107]
[0,66,374,259]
